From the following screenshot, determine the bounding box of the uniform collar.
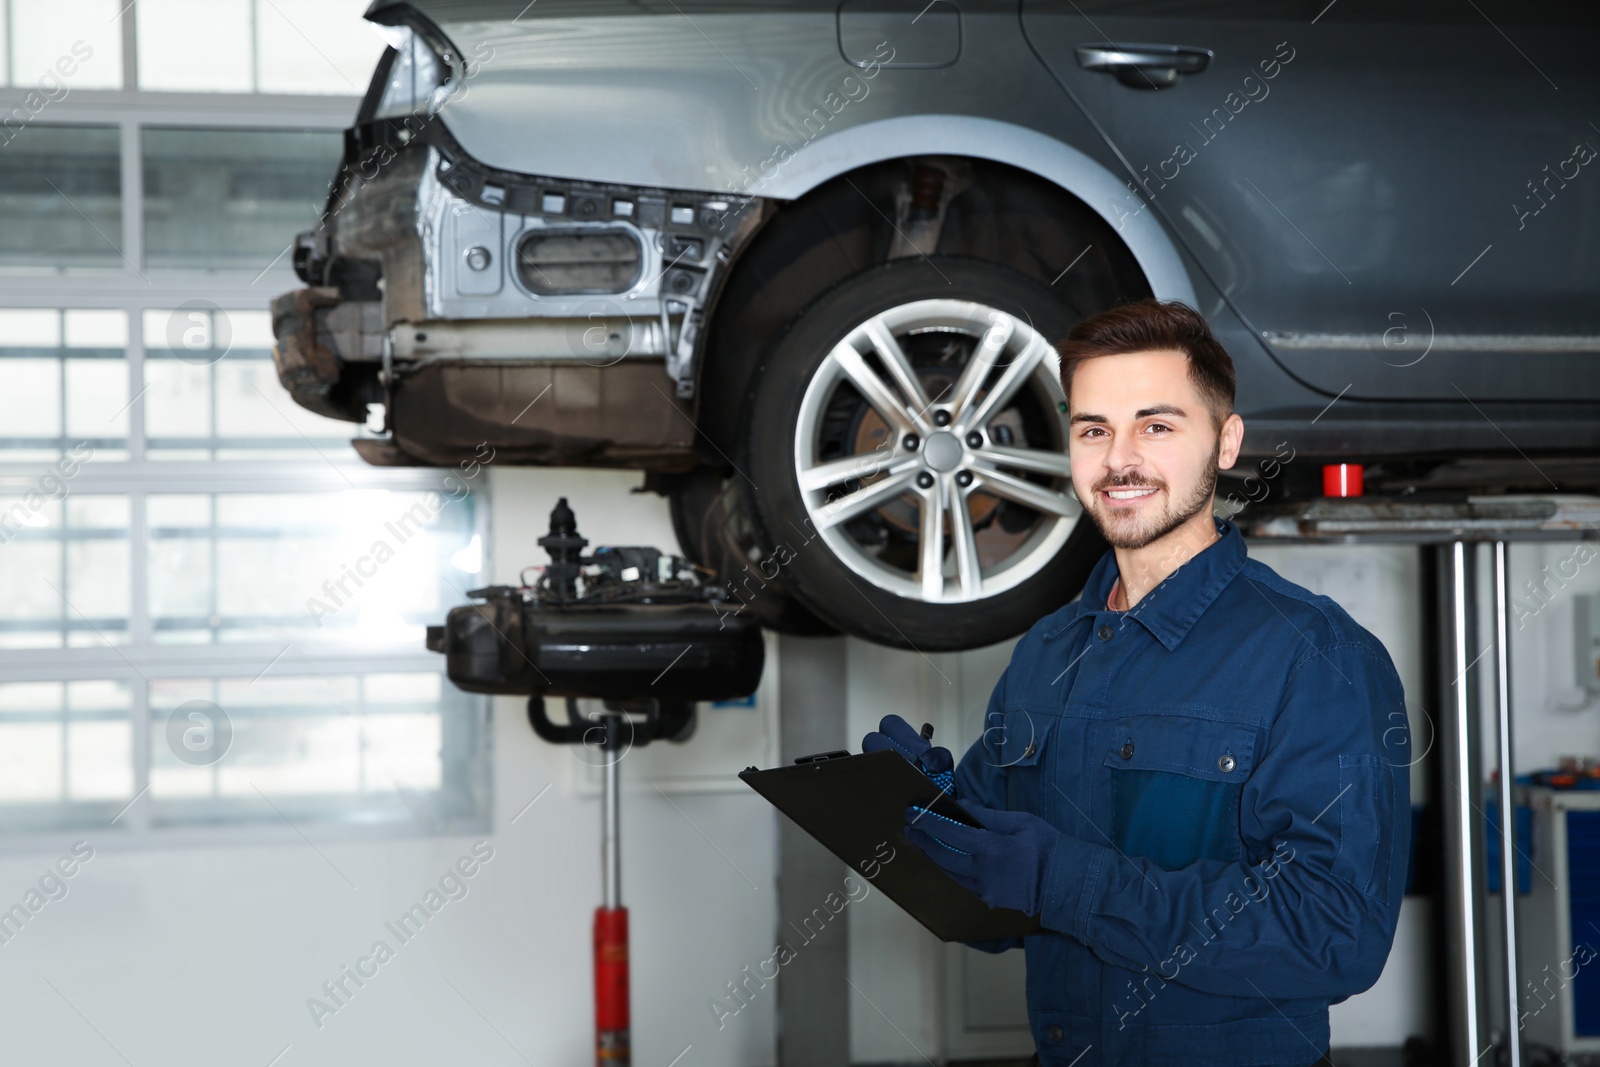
[1043,516,1248,652]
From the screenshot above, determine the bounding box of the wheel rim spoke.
[964,332,1048,430]
[798,451,912,493]
[948,485,982,598]
[814,468,919,530]
[972,444,1074,478]
[973,468,1079,518]
[828,340,919,437]
[862,315,932,415]
[919,477,946,601]
[947,311,1013,422]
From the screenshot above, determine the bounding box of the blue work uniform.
[953,515,1411,1066]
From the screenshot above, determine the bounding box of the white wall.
[1501,540,1600,774]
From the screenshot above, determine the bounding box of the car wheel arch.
[735,114,1196,299]
[690,134,1171,463]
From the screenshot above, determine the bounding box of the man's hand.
[904,800,1060,916]
[862,714,956,796]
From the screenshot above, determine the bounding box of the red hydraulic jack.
[529,694,731,1065]
[594,710,630,1064]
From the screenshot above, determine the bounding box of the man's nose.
[1104,433,1145,474]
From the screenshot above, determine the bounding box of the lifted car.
[273,0,1600,650]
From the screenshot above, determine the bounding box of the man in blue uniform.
[865,299,1410,1067]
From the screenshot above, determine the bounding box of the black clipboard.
[739,749,1041,942]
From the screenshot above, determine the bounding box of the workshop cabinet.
[1517,786,1600,1055]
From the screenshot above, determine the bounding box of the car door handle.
[1074,43,1212,90]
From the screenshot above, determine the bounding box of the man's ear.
[1218,413,1245,470]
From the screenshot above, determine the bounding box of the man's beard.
[1083,435,1220,550]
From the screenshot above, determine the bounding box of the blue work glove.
[903,800,1060,916]
[862,714,956,796]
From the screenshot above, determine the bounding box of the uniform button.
[1120,742,1135,760]
[1218,754,1236,773]
[1023,742,1037,758]
[1097,624,1113,641]
[1045,1024,1064,1043]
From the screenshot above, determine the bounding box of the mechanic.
[865,299,1410,1067]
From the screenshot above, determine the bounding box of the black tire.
[657,467,837,635]
[660,465,726,569]
[702,478,840,636]
[739,256,1106,651]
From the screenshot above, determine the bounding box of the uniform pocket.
[1333,753,1391,899]
[982,707,1054,813]
[1103,715,1259,869]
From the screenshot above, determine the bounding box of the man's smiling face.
[1067,349,1243,550]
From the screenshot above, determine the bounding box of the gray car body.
[307,0,1598,476]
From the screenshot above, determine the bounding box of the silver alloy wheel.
[793,298,1082,604]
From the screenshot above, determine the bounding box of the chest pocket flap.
[985,707,1055,769]
[1102,714,1259,783]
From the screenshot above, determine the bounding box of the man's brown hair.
[1056,299,1236,432]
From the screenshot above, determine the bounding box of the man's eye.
[1145,423,1171,433]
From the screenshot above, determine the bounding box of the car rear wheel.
[740,257,1107,651]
